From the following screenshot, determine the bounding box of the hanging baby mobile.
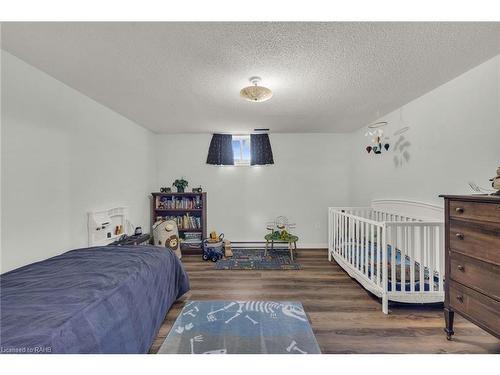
[364,121,390,155]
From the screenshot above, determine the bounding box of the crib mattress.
[342,243,440,292]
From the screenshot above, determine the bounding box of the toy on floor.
[266,216,296,238]
[224,240,233,257]
[153,219,182,259]
[265,216,299,260]
[202,232,224,262]
[209,230,223,242]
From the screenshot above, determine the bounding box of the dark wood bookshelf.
[151,192,207,254]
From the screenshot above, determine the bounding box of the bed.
[0,245,190,354]
[328,199,445,314]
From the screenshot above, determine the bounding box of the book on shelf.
[156,196,202,210]
[181,241,202,250]
[155,213,202,230]
[181,238,202,244]
[182,238,202,243]
[184,232,202,240]
[152,192,205,250]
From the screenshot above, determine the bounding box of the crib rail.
[385,221,445,295]
[338,207,419,223]
[328,207,445,314]
[328,208,387,293]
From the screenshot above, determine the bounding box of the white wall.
[2,48,499,271]
[155,55,500,246]
[351,55,500,206]
[155,133,353,247]
[1,51,156,272]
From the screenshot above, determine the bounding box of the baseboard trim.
[181,242,327,255]
[230,241,327,249]
[297,243,328,249]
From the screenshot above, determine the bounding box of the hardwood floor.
[150,249,500,354]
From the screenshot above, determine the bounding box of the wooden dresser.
[440,195,500,340]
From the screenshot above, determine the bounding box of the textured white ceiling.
[2,22,500,133]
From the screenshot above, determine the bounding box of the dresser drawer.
[450,220,500,265]
[449,281,500,336]
[450,200,500,223]
[449,252,500,301]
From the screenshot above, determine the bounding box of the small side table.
[264,234,298,261]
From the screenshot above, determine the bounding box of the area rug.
[158,300,321,354]
[214,248,301,270]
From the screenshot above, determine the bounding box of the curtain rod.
[212,132,270,135]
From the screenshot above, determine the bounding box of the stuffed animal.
[490,166,500,195]
[165,234,179,251]
[153,219,181,259]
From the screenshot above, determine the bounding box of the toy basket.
[202,233,225,262]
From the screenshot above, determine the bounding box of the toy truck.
[202,233,224,262]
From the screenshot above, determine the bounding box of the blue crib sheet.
[341,243,440,292]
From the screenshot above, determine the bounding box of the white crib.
[328,199,445,314]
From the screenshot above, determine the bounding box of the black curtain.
[250,133,274,165]
[206,134,234,165]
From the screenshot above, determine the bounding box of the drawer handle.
[455,207,464,213]
[457,265,464,271]
[456,295,464,303]
[455,233,464,240]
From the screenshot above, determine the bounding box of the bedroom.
[1,0,499,373]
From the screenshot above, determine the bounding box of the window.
[232,135,251,166]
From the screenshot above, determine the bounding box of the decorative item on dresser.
[490,166,500,195]
[151,192,207,254]
[440,195,500,341]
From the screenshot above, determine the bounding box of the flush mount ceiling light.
[240,76,273,102]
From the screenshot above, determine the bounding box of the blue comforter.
[0,245,190,354]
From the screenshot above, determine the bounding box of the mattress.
[0,245,190,354]
[342,243,440,292]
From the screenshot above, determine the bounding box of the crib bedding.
[344,243,440,292]
[0,245,190,354]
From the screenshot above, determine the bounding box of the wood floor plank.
[150,249,500,354]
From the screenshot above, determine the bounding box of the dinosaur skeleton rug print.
[158,300,321,354]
